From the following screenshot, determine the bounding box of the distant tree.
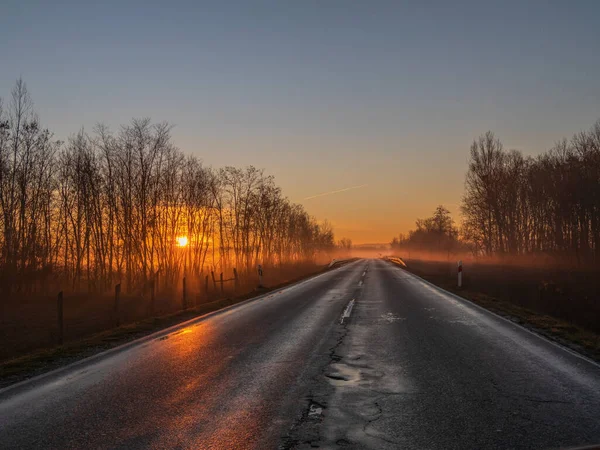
[337,237,352,257]
[390,206,461,256]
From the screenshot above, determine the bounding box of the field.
[0,262,325,362]
[396,257,600,359]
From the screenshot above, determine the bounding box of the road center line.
[340,299,355,324]
[358,280,363,287]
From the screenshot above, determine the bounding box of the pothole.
[325,374,347,381]
[325,363,362,387]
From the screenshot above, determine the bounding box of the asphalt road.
[1,259,599,449]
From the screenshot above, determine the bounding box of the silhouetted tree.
[0,79,338,296]
[461,122,600,264]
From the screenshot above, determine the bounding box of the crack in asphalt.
[279,306,352,449]
[362,399,401,446]
[282,296,354,448]
[282,263,378,449]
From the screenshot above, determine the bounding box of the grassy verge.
[0,265,333,389]
[388,259,600,362]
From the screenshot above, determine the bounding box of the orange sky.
[185,134,472,245]
[184,130,574,245]
[5,4,598,245]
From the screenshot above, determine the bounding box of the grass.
[0,265,333,389]
[388,258,600,362]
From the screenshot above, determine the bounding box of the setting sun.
[2,3,600,449]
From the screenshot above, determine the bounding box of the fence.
[401,258,600,333]
[0,262,324,361]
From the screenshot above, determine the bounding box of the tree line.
[462,122,600,263]
[392,120,600,265]
[0,79,335,295]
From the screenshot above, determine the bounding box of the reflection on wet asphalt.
[1,259,599,449]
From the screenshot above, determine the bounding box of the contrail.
[304,184,368,200]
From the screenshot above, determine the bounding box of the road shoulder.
[0,264,352,390]
[386,259,600,363]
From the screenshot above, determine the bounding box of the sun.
[176,236,189,247]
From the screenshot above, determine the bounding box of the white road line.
[358,280,363,287]
[340,299,355,324]
[362,271,366,277]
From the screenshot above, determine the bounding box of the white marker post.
[257,264,264,288]
[457,260,463,288]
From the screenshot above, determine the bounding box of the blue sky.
[1,1,599,242]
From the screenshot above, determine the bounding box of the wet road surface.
[1,259,599,449]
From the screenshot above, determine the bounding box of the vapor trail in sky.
[304,184,368,200]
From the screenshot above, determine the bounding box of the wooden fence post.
[115,283,121,327]
[258,264,264,288]
[211,271,217,291]
[205,275,209,299]
[57,291,64,345]
[220,272,224,294]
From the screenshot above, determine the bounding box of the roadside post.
[458,260,463,288]
[258,264,264,288]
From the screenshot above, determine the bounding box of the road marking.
[308,403,323,418]
[340,299,355,324]
[362,271,366,277]
[358,280,363,287]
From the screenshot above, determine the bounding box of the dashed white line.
[358,280,363,287]
[340,299,355,324]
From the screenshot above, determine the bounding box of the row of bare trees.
[0,79,335,296]
[461,122,600,263]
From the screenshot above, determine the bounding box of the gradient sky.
[1,1,599,243]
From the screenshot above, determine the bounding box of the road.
[1,259,599,449]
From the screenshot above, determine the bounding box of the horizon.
[2,4,600,449]
[2,1,599,244]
